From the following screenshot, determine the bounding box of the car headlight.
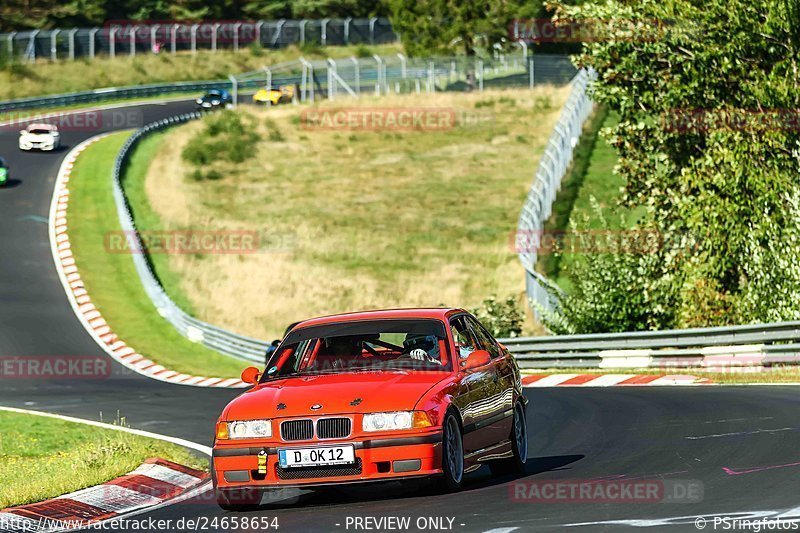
[219,419,272,439]
[196,98,203,104]
[362,411,432,432]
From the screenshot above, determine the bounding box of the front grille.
[317,417,351,439]
[281,419,314,441]
[277,458,363,480]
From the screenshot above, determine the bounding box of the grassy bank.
[0,410,206,508]
[128,87,570,339]
[0,43,400,101]
[67,132,247,378]
[537,110,645,290]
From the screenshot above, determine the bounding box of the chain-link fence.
[1,18,397,62]
[515,68,597,316]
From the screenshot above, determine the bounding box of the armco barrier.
[112,112,269,363]
[497,321,800,370]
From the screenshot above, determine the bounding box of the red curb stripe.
[618,374,663,385]
[559,374,602,386]
[147,458,208,479]
[10,498,113,522]
[521,374,547,385]
[108,475,182,500]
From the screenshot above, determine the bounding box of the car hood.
[223,371,451,421]
[22,132,56,141]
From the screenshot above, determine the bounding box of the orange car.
[212,308,526,510]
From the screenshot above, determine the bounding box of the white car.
[19,123,61,151]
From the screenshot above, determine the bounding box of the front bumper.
[213,432,442,489]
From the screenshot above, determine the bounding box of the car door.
[449,315,498,457]
[464,316,515,445]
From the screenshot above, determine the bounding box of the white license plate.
[278,445,355,468]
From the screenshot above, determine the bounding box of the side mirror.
[241,366,261,384]
[462,349,491,371]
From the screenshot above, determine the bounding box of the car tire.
[490,401,528,476]
[216,487,263,512]
[438,412,465,492]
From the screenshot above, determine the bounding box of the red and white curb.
[0,459,208,533]
[48,135,247,388]
[522,373,713,387]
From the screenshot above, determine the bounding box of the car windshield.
[262,319,452,380]
[29,129,52,135]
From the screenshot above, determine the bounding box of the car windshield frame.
[261,318,453,382]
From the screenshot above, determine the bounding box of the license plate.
[278,445,355,468]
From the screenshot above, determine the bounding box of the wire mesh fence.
[0,18,397,62]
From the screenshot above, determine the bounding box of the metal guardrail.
[498,322,800,369]
[112,113,269,363]
[515,68,597,317]
[2,18,397,62]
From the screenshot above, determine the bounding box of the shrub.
[470,296,524,338]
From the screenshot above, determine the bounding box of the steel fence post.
[229,74,238,108]
[351,56,360,95]
[369,17,377,44]
[89,28,98,59]
[397,53,407,78]
[68,29,78,60]
[233,22,242,52]
[109,27,117,59]
[170,24,179,54]
[191,24,199,53]
[321,18,329,46]
[272,20,285,47]
[344,17,352,44]
[300,20,308,45]
[50,29,59,61]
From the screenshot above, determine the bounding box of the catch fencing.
[1,18,396,62]
[515,68,597,316]
[0,52,576,113]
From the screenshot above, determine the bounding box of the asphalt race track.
[1,101,799,532]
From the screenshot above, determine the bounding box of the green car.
[0,157,8,187]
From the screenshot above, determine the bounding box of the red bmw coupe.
[212,308,528,510]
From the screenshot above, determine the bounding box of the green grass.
[525,367,800,384]
[125,87,571,339]
[67,132,248,378]
[0,44,401,101]
[537,110,645,291]
[0,410,206,508]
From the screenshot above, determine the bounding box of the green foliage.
[0,1,389,32]
[182,110,259,175]
[547,0,800,330]
[470,296,524,338]
[385,0,540,56]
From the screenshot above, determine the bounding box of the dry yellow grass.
[136,86,570,339]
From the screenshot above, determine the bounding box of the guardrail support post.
[50,29,60,62]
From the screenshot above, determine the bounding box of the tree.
[384,0,535,57]
[547,0,800,329]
